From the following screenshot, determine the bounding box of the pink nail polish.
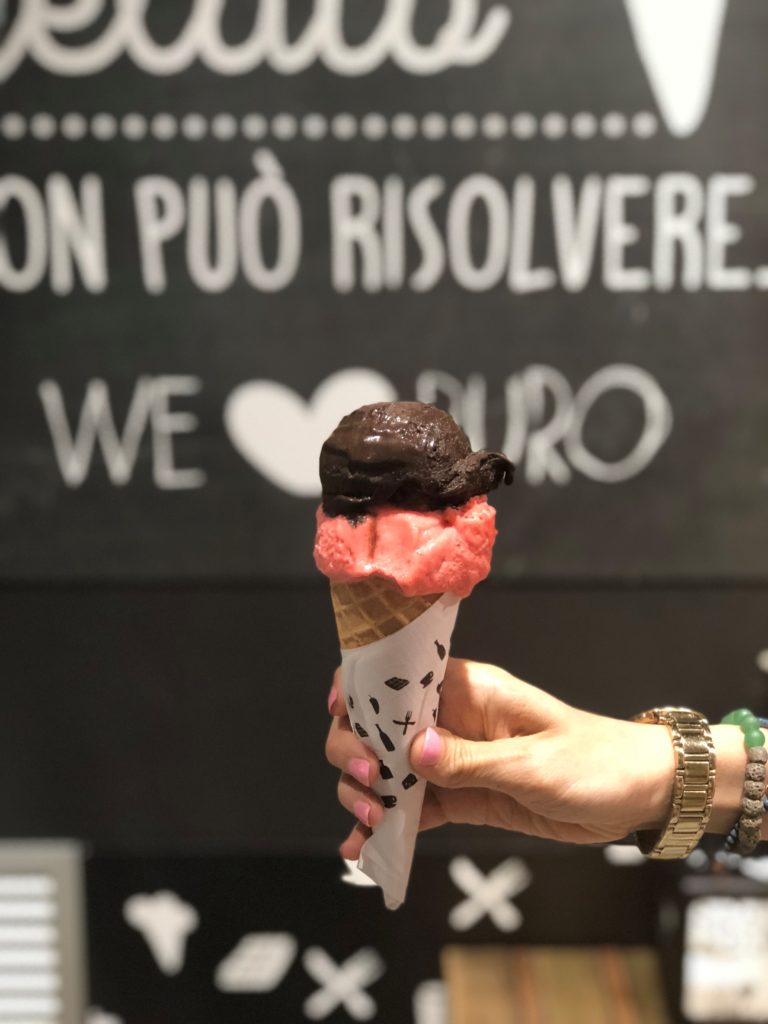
[327,686,338,714]
[420,727,442,767]
[353,800,371,827]
[349,758,370,786]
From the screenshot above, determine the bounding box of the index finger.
[325,714,380,784]
[328,666,346,716]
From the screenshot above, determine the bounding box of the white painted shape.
[451,113,477,139]
[123,891,199,977]
[30,112,56,140]
[182,113,208,140]
[571,112,597,139]
[214,933,298,993]
[91,113,117,140]
[121,114,147,140]
[391,113,417,140]
[0,112,25,139]
[541,112,567,139]
[412,979,448,1024]
[211,113,237,140]
[631,111,658,138]
[481,113,507,139]
[272,113,298,140]
[422,113,447,140]
[511,113,536,139]
[360,113,387,140]
[302,946,384,1022]
[60,112,88,140]
[223,368,396,496]
[602,112,627,138]
[448,857,531,932]
[332,113,357,140]
[623,0,728,137]
[151,113,177,141]
[301,114,327,140]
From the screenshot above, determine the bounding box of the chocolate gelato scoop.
[320,401,514,518]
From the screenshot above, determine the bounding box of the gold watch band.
[632,707,716,860]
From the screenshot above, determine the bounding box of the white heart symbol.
[624,0,728,137]
[223,368,397,497]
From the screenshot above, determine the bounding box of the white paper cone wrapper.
[339,592,460,910]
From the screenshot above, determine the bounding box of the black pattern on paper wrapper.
[432,708,438,722]
[382,795,398,808]
[379,760,393,780]
[385,676,409,691]
[402,773,418,790]
[419,671,434,688]
[434,640,446,660]
[348,695,354,709]
[369,697,380,714]
[376,725,395,752]
[437,679,444,694]
[394,711,415,735]
[354,723,369,738]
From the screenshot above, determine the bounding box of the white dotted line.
[0,111,660,142]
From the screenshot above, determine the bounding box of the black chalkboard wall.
[2,0,767,581]
[2,3,768,1022]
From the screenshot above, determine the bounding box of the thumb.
[410,726,515,790]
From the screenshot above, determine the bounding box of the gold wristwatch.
[632,707,716,860]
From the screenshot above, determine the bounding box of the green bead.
[721,712,737,724]
[732,708,754,724]
[740,716,760,734]
[743,729,766,748]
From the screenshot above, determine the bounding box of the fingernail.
[420,727,442,767]
[327,685,338,714]
[348,758,370,786]
[353,800,371,827]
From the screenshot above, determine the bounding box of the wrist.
[632,722,677,832]
[630,708,719,861]
[708,724,768,838]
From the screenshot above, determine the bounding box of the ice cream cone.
[316,400,513,909]
[334,587,461,909]
[331,578,441,649]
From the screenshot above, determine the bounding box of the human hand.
[325,657,675,860]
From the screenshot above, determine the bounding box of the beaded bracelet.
[720,709,768,855]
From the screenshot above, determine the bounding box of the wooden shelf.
[442,945,671,1024]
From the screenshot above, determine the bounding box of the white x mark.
[302,946,385,1021]
[448,856,531,932]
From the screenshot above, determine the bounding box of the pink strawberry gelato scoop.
[314,496,497,597]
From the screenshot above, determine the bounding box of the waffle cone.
[331,578,441,650]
